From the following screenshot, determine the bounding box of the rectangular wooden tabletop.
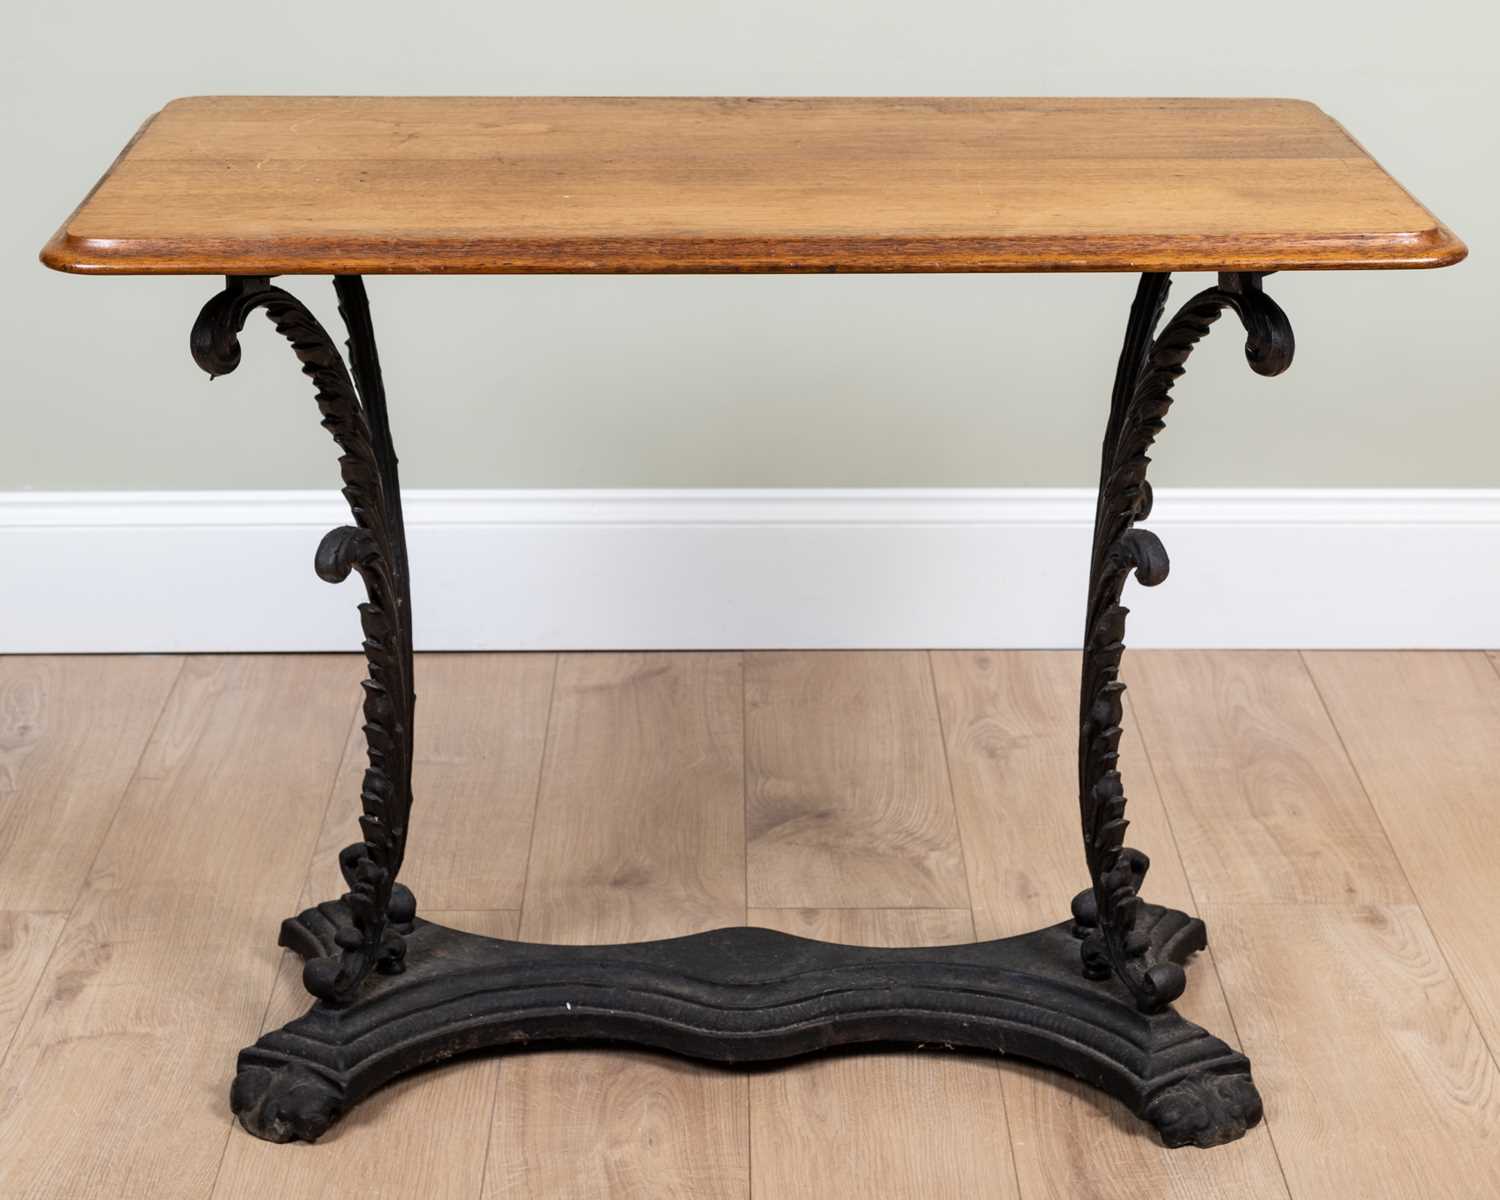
[42,96,1464,276]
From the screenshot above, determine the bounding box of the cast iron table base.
[233,896,1257,1148]
[192,268,1294,1148]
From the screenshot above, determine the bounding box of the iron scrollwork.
[208,269,1270,1149]
[1074,272,1294,1012]
[191,275,416,1005]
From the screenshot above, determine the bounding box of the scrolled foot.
[1143,1069,1263,1148]
[230,1062,346,1143]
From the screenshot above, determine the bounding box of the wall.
[3,0,1492,494]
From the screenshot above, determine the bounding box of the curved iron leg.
[191,275,417,1006]
[1075,272,1294,1013]
[203,273,1279,1150]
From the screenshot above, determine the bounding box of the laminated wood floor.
[1,650,1497,1199]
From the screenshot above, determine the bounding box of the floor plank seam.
[924,651,1025,1200]
[19,650,1500,1195]
[1299,650,1500,1076]
[925,652,982,927]
[206,669,367,1200]
[0,656,188,1083]
[1126,681,1297,1199]
[479,652,560,1200]
[0,910,67,1078]
[510,652,561,938]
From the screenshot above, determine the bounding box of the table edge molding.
[40,224,1468,275]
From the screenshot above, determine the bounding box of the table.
[42,96,1466,1149]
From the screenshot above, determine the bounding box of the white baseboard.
[3,488,1497,651]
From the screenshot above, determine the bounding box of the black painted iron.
[232,900,1260,1147]
[191,272,1293,1149]
[1076,272,1294,1014]
[192,275,417,1005]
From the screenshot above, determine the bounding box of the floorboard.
[2,649,1497,1198]
[1203,900,1500,1199]
[745,906,1019,1200]
[932,650,1288,1199]
[0,654,182,909]
[487,652,749,1199]
[214,911,521,1200]
[0,656,360,1200]
[1133,650,1500,1199]
[305,653,557,911]
[1303,651,1500,1059]
[1128,651,1411,905]
[745,651,967,908]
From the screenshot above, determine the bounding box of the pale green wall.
[4,1,1491,491]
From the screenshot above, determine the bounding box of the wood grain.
[490,652,748,1200]
[0,654,183,909]
[9,649,1500,1197]
[41,97,1465,275]
[1203,901,1500,1199]
[0,911,67,1069]
[215,910,520,1200]
[0,656,361,1200]
[1303,651,1500,1055]
[306,653,556,911]
[1127,651,1412,906]
[1136,650,1500,1197]
[745,651,967,909]
[488,1047,748,1200]
[519,652,745,943]
[745,907,1019,1200]
[931,650,1287,1199]
[0,657,184,1090]
[930,650,1194,934]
